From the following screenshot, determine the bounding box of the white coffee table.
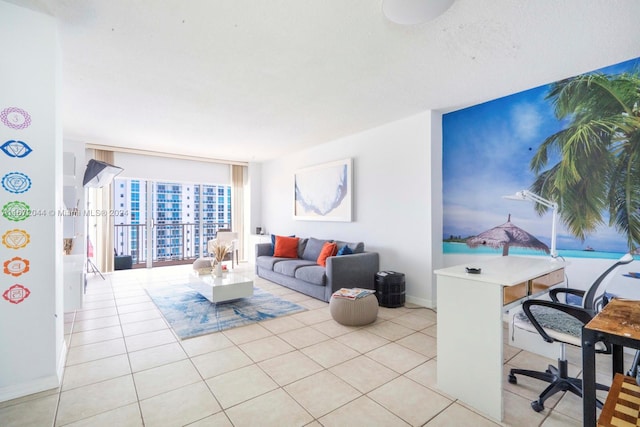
[188,271,253,303]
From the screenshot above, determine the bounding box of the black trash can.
[375,271,405,308]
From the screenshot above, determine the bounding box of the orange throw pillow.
[274,235,300,258]
[317,242,338,267]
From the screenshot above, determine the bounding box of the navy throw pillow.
[337,245,353,256]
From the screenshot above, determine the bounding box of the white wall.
[0,2,63,401]
[247,162,263,234]
[114,152,231,185]
[430,111,444,305]
[63,140,87,253]
[260,112,435,306]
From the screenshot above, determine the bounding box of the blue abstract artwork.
[294,158,352,221]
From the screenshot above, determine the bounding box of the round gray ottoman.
[329,293,379,326]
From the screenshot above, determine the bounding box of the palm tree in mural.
[530,72,640,250]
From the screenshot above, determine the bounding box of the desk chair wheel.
[531,400,544,412]
[508,373,517,384]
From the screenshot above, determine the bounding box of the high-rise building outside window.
[113,179,231,264]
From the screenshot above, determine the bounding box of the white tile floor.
[0,263,624,426]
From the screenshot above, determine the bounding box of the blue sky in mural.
[443,57,640,254]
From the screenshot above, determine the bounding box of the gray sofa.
[255,237,379,302]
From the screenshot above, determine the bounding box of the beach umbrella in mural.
[466,215,550,256]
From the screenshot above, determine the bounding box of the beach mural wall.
[443,56,640,260]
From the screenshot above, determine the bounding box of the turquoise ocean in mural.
[443,242,629,260]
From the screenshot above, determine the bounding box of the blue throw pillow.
[337,245,353,256]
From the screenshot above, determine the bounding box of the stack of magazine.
[332,288,375,300]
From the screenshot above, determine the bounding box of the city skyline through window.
[113,179,231,266]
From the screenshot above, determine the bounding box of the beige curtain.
[231,165,246,261]
[92,149,115,272]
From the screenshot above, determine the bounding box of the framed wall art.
[294,158,352,221]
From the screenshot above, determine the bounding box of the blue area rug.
[146,285,307,339]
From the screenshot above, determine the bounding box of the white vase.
[214,263,223,277]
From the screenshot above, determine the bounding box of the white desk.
[434,256,565,421]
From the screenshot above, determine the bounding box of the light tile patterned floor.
[0,263,624,426]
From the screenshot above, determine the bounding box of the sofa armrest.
[255,243,273,273]
[325,252,379,300]
[256,242,272,257]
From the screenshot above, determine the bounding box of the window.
[113,178,232,263]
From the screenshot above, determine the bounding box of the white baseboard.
[0,375,60,403]
[0,339,66,403]
[405,295,434,309]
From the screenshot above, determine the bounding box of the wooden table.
[582,299,640,427]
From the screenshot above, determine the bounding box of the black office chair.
[508,254,634,412]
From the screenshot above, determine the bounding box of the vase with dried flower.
[63,237,74,255]
[209,239,231,276]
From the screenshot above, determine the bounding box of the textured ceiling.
[7,0,640,162]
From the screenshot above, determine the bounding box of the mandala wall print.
[2,229,30,249]
[2,172,31,194]
[3,257,30,277]
[0,140,33,158]
[0,107,31,129]
[2,201,31,221]
[2,284,31,304]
